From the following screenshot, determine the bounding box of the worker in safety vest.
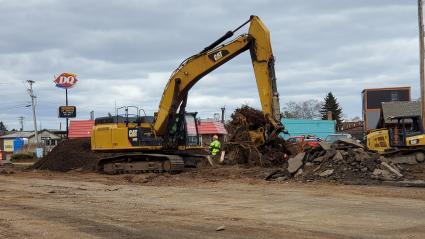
[209,135,221,156]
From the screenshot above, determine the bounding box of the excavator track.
[97,153,185,174]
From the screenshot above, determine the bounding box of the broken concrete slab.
[372,169,395,181]
[381,162,403,177]
[333,151,344,161]
[319,169,334,177]
[319,142,331,151]
[335,138,364,148]
[288,152,305,174]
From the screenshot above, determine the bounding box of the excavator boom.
[154,15,282,137]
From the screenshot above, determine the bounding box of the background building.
[197,119,227,146]
[68,120,95,139]
[362,87,411,131]
[337,121,364,140]
[281,119,336,139]
[377,101,420,129]
[0,130,62,159]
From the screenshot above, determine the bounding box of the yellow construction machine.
[91,15,284,174]
[366,115,425,160]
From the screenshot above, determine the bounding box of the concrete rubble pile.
[267,139,425,185]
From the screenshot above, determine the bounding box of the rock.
[294,169,303,177]
[361,167,368,172]
[287,152,305,174]
[415,152,425,162]
[313,156,324,163]
[319,169,334,177]
[313,166,321,172]
[216,226,226,231]
[275,176,287,182]
[305,162,313,167]
[333,151,344,161]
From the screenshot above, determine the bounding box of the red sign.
[54,73,78,88]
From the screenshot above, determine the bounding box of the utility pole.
[419,0,425,129]
[27,80,39,146]
[18,116,24,131]
[220,106,225,123]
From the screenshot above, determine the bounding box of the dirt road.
[1,172,425,239]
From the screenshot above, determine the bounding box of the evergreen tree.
[0,121,6,135]
[320,92,343,127]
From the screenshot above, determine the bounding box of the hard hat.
[213,135,219,140]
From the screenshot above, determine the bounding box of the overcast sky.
[0,0,420,130]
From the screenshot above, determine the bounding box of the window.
[391,92,399,101]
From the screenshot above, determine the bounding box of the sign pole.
[66,87,69,138]
[54,72,78,138]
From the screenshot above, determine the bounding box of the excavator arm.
[154,15,282,139]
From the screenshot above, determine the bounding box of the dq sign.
[54,73,78,89]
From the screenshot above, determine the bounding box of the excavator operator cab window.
[185,114,200,146]
[407,116,423,136]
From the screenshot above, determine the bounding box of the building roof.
[361,86,411,93]
[0,131,34,139]
[0,129,61,139]
[381,101,420,123]
[69,120,95,138]
[198,120,227,135]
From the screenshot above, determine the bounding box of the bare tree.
[282,99,322,119]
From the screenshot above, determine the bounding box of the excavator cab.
[388,116,424,147]
[165,112,200,148]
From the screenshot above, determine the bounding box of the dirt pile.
[31,138,101,172]
[266,140,408,184]
[224,105,292,167]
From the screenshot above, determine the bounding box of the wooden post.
[419,0,425,129]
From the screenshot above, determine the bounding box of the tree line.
[282,92,345,126]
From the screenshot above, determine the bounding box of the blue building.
[281,119,336,139]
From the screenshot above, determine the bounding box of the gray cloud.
[0,0,420,129]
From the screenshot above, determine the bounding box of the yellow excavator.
[91,15,283,174]
[367,116,425,160]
